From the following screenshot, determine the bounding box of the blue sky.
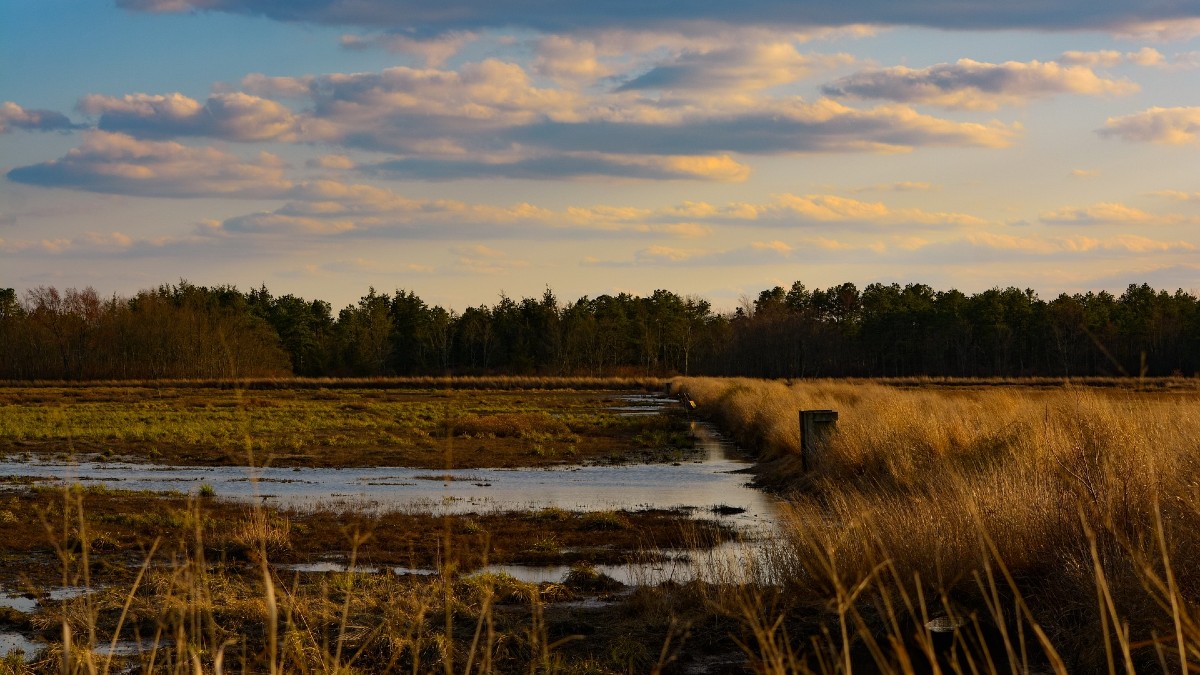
[3,0,1200,310]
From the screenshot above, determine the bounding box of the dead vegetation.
[671,376,1200,671]
[9,377,1200,672]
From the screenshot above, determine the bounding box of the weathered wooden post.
[799,409,838,471]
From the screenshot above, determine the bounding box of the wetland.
[6,377,1200,673]
[0,382,779,672]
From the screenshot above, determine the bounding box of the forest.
[1,280,1198,380]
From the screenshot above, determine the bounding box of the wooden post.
[800,409,839,471]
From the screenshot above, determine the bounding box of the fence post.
[799,409,839,471]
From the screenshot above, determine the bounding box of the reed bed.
[670,376,1200,671]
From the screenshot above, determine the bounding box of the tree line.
[1,280,1198,380]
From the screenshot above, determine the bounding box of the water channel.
[0,408,778,531]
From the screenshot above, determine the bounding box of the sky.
[2,1,1200,312]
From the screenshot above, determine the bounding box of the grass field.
[670,376,1200,672]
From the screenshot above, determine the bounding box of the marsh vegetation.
[3,377,1200,673]
[670,376,1200,672]
[0,383,762,673]
[0,384,690,468]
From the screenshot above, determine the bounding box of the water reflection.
[276,540,770,587]
[0,422,777,529]
[0,631,40,662]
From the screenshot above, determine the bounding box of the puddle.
[276,541,769,587]
[97,638,171,657]
[481,542,769,585]
[0,421,777,530]
[611,393,676,416]
[44,586,91,602]
[278,561,366,574]
[0,593,36,613]
[0,631,41,661]
[0,585,91,613]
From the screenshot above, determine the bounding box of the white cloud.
[1059,47,1165,67]
[761,193,987,227]
[80,92,299,141]
[617,43,855,93]
[1039,201,1200,226]
[533,36,613,85]
[1099,106,1200,144]
[241,58,1015,163]
[6,131,292,198]
[0,101,76,134]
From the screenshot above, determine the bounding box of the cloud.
[6,131,292,198]
[285,258,436,278]
[200,181,985,246]
[340,31,477,66]
[822,58,1138,110]
[1114,19,1200,41]
[663,193,984,228]
[1098,106,1200,144]
[222,60,1015,173]
[508,100,1017,155]
[533,36,613,84]
[240,60,584,155]
[368,153,750,181]
[617,44,854,93]
[115,0,1200,37]
[0,102,77,134]
[850,181,938,193]
[0,228,221,257]
[1070,168,1100,178]
[237,74,314,99]
[854,232,1198,270]
[0,231,132,254]
[306,154,356,170]
[1058,48,1165,67]
[209,180,562,239]
[80,92,299,141]
[765,193,986,226]
[451,244,529,275]
[1150,190,1200,202]
[962,231,1195,255]
[1038,202,1194,225]
[585,241,798,268]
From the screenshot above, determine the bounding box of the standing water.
[0,425,777,529]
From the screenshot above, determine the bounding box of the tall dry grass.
[20,491,569,674]
[670,376,1200,671]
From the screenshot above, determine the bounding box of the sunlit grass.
[672,376,1200,671]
